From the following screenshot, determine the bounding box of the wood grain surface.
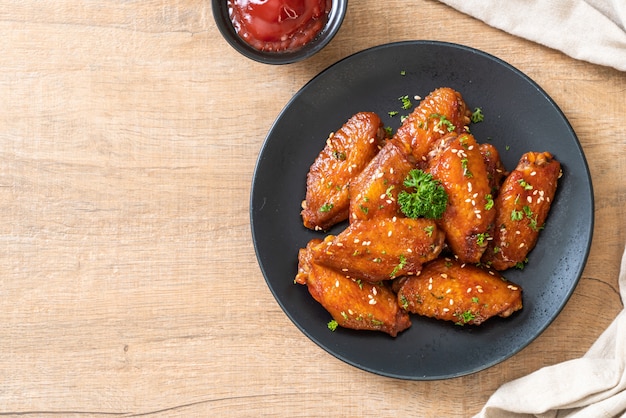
[0,1,624,416]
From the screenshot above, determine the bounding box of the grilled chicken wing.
[479,142,508,196]
[397,257,523,325]
[310,217,445,282]
[391,87,471,163]
[427,133,496,263]
[482,151,561,270]
[301,112,385,231]
[348,141,415,222]
[295,239,412,337]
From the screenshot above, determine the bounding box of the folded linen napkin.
[439,0,626,72]
[473,244,626,418]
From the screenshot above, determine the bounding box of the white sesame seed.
[449,299,454,305]
[335,280,340,287]
[369,299,376,305]
[443,308,450,313]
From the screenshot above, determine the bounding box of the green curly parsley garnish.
[398,169,448,219]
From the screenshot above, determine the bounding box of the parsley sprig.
[398,169,448,219]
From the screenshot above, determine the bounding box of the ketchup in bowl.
[229,0,332,52]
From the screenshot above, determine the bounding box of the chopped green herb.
[388,110,399,117]
[461,158,473,178]
[511,209,523,221]
[476,232,489,246]
[423,225,435,237]
[385,185,395,198]
[430,113,456,132]
[400,70,406,76]
[399,95,412,110]
[485,194,494,210]
[518,179,533,190]
[472,297,480,303]
[384,126,393,136]
[390,254,407,278]
[327,320,338,331]
[471,107,484,123]
[399,294,409,310]
[515,258,529,270]
[398,169,448,219]
[320,202,334,212]
[359,205,369,214]
[455,310,476,325]
[332,150,346,161]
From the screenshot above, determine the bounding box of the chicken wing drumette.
[482,151,561,270]
[397,257,523,325]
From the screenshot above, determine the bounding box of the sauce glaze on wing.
[391,87,471,164]
[310,217,445,282]
[301,111,385,231]
[348,141,415,222]
[296,239,412,337]
[397,257,523,325]
[482,151,561,270]
[428,133,496,263]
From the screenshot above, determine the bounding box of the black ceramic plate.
[250,41,594,380]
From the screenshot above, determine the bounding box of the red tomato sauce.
[229,0,332,52]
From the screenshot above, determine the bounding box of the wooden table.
[1,1,624,416]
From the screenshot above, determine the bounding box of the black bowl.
[212,0,348,65]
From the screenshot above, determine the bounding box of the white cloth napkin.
[439,0,626,72]
[473,244,626,418]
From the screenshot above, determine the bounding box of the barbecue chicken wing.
[301,112,385,231]
[427,133,496,263]
[295,239,412,337]
[482,151,561,270]
[310,217,445,282]
[348,141,415,222]
[391,87,471,164]
[397,257,523,325]
[479,142,508,196]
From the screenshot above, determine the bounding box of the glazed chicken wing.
[391,87,471,163]
[427,133,496,263]
[397,257,523,325]
[479,142,508,196]
[482,151,561,270]
[310,217,445,282]
[348,141,416,222]
[301,112,385,231]
[295,239,412,337]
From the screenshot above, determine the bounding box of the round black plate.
[250,41,594,380]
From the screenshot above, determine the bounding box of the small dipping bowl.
[212,0,348,65]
